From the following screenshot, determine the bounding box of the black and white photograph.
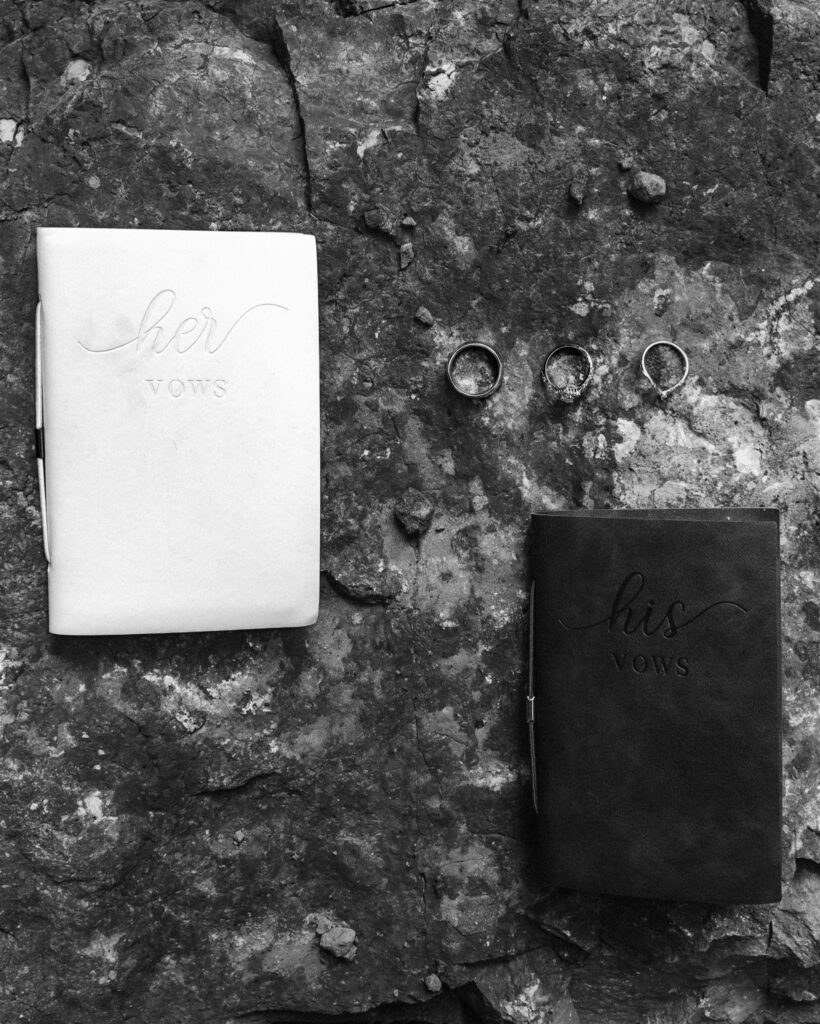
[0,1,818,1022]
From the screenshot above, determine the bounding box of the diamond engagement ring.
[541,344,593,404]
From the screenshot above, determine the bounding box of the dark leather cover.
[530,508,782,904]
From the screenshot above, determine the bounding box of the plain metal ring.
[446,342,504,399]
[541,344,593,403]
[641,340,689,399]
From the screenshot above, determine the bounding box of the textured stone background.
[2,1,820,1021]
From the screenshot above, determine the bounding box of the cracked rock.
[325,503,404,601]
[394,488,434,537]
[768,961,820,1003]
[319,926,358,961]
[324,557,403,603]
[628,170,667,204]
[528,890,600,954]
[701,972,765,1023]
[771,867,820,967]
[453,948,570,1024]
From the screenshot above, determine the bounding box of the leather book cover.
[530,509,782,904]
[36,228,320,635]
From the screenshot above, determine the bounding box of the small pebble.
[414,305,434,326]
[628,170,667,204]
[319,925,357,961]
[63,59,92,85]
[618,154,634,171]
[401,215,417,227]
[233,829,245,845]
[805,400,820,423]
[309,913,334,935]
[395,488,434,537]
[568,167,589,206]
[424,973,442,993]
[400,242,415,269]
[364,207,387,229]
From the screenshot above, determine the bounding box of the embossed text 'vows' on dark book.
[36,228,320,635]
[530,509,782,904]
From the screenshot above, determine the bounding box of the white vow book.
[36,228,320,635]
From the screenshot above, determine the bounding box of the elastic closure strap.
[35,300,50,564]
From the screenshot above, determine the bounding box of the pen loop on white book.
[35,301,50,564]
[528,579,538,814]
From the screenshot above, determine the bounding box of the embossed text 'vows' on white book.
[36,228,320,635]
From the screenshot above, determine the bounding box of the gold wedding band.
[446,342,504,399]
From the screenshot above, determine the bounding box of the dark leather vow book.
[530,509,782,904]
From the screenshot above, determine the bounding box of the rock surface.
[2,1,820,1022]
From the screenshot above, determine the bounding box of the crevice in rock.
[268,12,314,214]
[1,47,31,176]
[409,642,430,935]
[502,0,529,55]
[740,0,773,93]
[19,47,32,120]
[412,30,432,139]
[197,768,287,797]
[204,1,313,215]
[230,984,486,1023]
[456,981,512,1024]
[332,0,423,18]
[453,944,552,971]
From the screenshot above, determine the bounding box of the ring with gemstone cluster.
[446,342,504,399]
[641,340,689,399]
[541,344,593,403]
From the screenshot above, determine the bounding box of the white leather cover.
[37,228,320,634]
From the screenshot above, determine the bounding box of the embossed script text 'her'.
[78,289,289,354]
[558,571,747,639]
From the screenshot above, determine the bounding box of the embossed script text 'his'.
[558,571,747,639]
